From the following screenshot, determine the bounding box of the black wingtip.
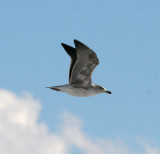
[61,42,74,49]
[74,39,83,47]
[61,43,67,48]
[61,43,77,59]
[74,39,81,45]
[74,39,91,50]
[74,39,78,42]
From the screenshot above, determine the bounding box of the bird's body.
[49,84,111,97]
[47,40,111,97]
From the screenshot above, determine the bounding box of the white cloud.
[0,89,68,154]
[137,139,160,154]
[0,89,159,154]
[60,112,130,154]
[145,146,160,154]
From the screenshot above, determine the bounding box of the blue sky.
[0,0,160,153]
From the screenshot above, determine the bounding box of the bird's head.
[93,84,112,94]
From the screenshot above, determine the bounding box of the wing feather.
[70,40,99,86]
[61,43,77,82]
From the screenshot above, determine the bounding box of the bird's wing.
[61,43,77,83]
[70,40,99,86]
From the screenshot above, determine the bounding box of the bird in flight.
[47,39,111,97]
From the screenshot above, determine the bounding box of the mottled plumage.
[47,39,111,97]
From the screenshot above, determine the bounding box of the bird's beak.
[105,90,112,94]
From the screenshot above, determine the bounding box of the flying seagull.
[47,40,112,97]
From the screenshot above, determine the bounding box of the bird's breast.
[64,86,98,97]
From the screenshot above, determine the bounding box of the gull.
[47,39,112,97]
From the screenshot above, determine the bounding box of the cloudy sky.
[0,0,160,154]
